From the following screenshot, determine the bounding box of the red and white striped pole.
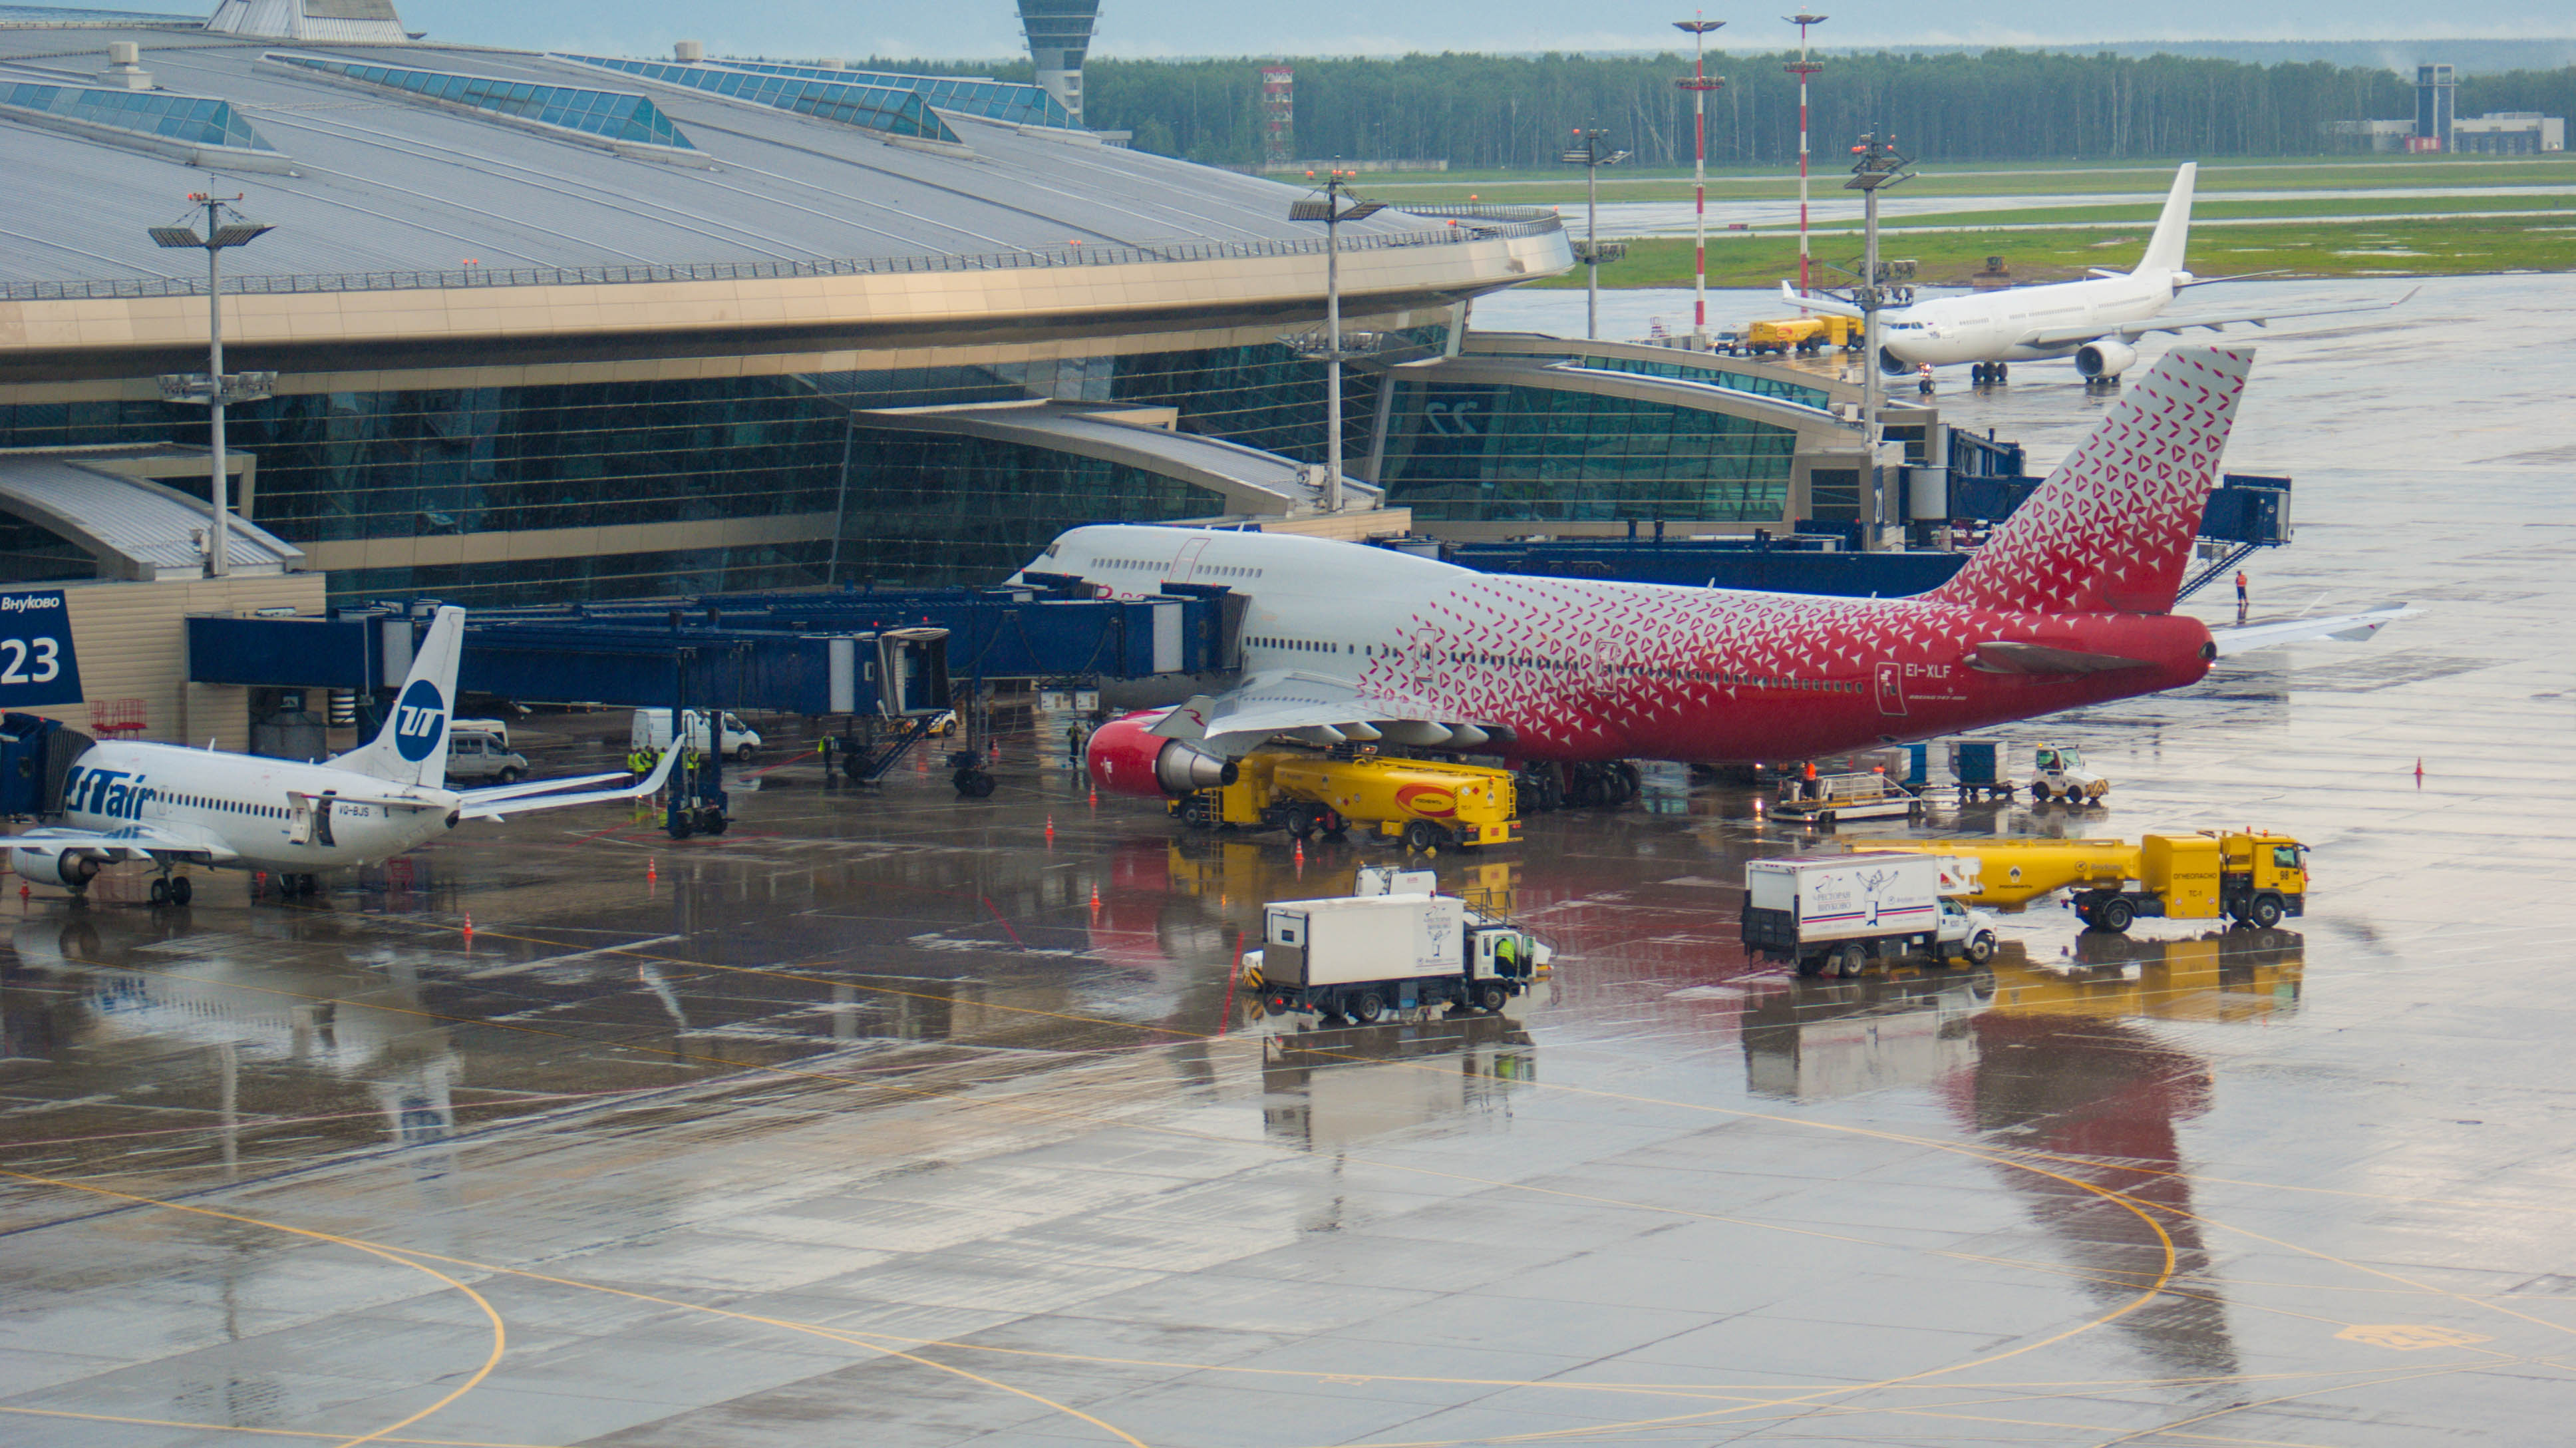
[1785,14,1828,301]
[1673,17,1726,347]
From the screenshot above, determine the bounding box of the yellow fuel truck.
[1850,828,2311,933]
[1173,749,1520,851]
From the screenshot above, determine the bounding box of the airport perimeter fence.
[1,207,1563,301]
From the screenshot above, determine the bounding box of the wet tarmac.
[5,277,2576,1445]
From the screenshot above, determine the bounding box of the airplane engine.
[12,849,99,889]
[1877,346,1913,376]
[1085,713,1238,799]
[2076,339,2138,379]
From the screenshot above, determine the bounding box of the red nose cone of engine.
[1085,712,1237,798]
[1087,713,1178,798]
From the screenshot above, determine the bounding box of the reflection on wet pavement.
[5,279,2576,1444]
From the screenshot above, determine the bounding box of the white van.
[451,717,512,750]
[446,730,530,783]
[630,708,761,762]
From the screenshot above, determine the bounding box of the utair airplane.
[1786,162,2410,386]
[7,606,674,902]
[1043,347,2408,801]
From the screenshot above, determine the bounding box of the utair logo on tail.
[392,679,446,762]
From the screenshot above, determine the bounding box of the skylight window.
[556,54,961,145]
[709,59,1069,128]
[0,81,276,152]
[267,53,697,152]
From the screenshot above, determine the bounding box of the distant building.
[2326,63,2563,154]
[2452,112,2566,154]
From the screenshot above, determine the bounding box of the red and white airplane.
[1039,347,2404,799]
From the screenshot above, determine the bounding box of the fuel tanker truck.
[1850,828,2311,932]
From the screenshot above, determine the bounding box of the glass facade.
[1376,379,1794,525]
[0,81,275,151]
[558,55,958,144]
[267,56,695,150]
[836,429,1227,587]
[708,59,1070,129]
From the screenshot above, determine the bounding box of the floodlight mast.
[148,192,272,578]
[1285,171,1384,512]
[1842,128,1914,550]
[1784,14,1827,299]
[1673,17,1726,348]
[1559,128,1630,340]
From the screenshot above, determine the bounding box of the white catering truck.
[1247,875,1552,1023]
[1742,850,2000,978]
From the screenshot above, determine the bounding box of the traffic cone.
[462,911,474,944]
[2414,757,2424,785]
[1088,884,1101,914]
[647,857,657,884]
[1088,788,1098,809]
[1045,815,1055,844]
[1293,838,1305,868]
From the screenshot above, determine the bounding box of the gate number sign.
[0,590,82,707]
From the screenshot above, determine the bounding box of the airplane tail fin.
[329,606,465,789]
[1927,346,2251,616]
[2137,162,2196,275]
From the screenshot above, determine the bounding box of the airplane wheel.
[150,878,170,905]
[1997,363,2009,382]
[170,876,192,906]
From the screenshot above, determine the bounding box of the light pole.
[1673,17,1725,349]
[150,194,273,578]
[1287,171,1384,512]
[1559,127,1631,341]
[1842,129,1913,549]
[1784,14,1827,299]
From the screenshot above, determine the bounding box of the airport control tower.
[1017,0,1102,125]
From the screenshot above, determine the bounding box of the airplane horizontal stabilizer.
[458,747,679,820]
[1967,641,2152,675]
[1778,280,1865,319]
[2209,604,2416,658]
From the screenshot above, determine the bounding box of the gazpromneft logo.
[393,678,447,762]
[1396,783,1459,818]
[64,764,154,821]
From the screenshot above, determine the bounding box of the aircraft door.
[1167,537,1209,585]
[1875,662,1907,717]
[289,795,313,846]
[315,795,337,847]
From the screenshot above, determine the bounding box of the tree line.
[865,49,2575,168]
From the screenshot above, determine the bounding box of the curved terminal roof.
[0,447,305,580]
[0,26,1533,287]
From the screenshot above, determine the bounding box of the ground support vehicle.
[1176,749,1520,851]
[444,730,528,784]
[1769,771,1923,827]
[1742,851,2000,977]
[1947,740,2017,801]
[1246,888,1553,1023]
[631,708,762,763]
[1740,314,1862,355]
[2029,743,2108,805]
[1853,829,2309,932]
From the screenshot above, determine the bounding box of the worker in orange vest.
[2235,570,2250,624]
[1802,760,1821,801]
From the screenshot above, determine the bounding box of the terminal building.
[0,0,1907,745]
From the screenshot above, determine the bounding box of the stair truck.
[1245,880,1553,1023]
[1850,829,2309,932]
[1176,749,1520,851]
[1742,850,2002,978]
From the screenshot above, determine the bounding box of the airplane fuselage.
[1878,270,2182,367]
[1038,525,2212,764]
[59,741,456,872]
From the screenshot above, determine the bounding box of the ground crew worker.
[1493,932,1520,980]
[1802,760,1821,801]
[1066,721,1090,762]
[2235,570,2251,624]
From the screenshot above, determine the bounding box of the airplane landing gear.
[1972,362,2011,385]
[148,874,194,907]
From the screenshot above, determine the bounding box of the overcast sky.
[398,1,2569,61]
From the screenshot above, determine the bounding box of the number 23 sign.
[0,591,82,707]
